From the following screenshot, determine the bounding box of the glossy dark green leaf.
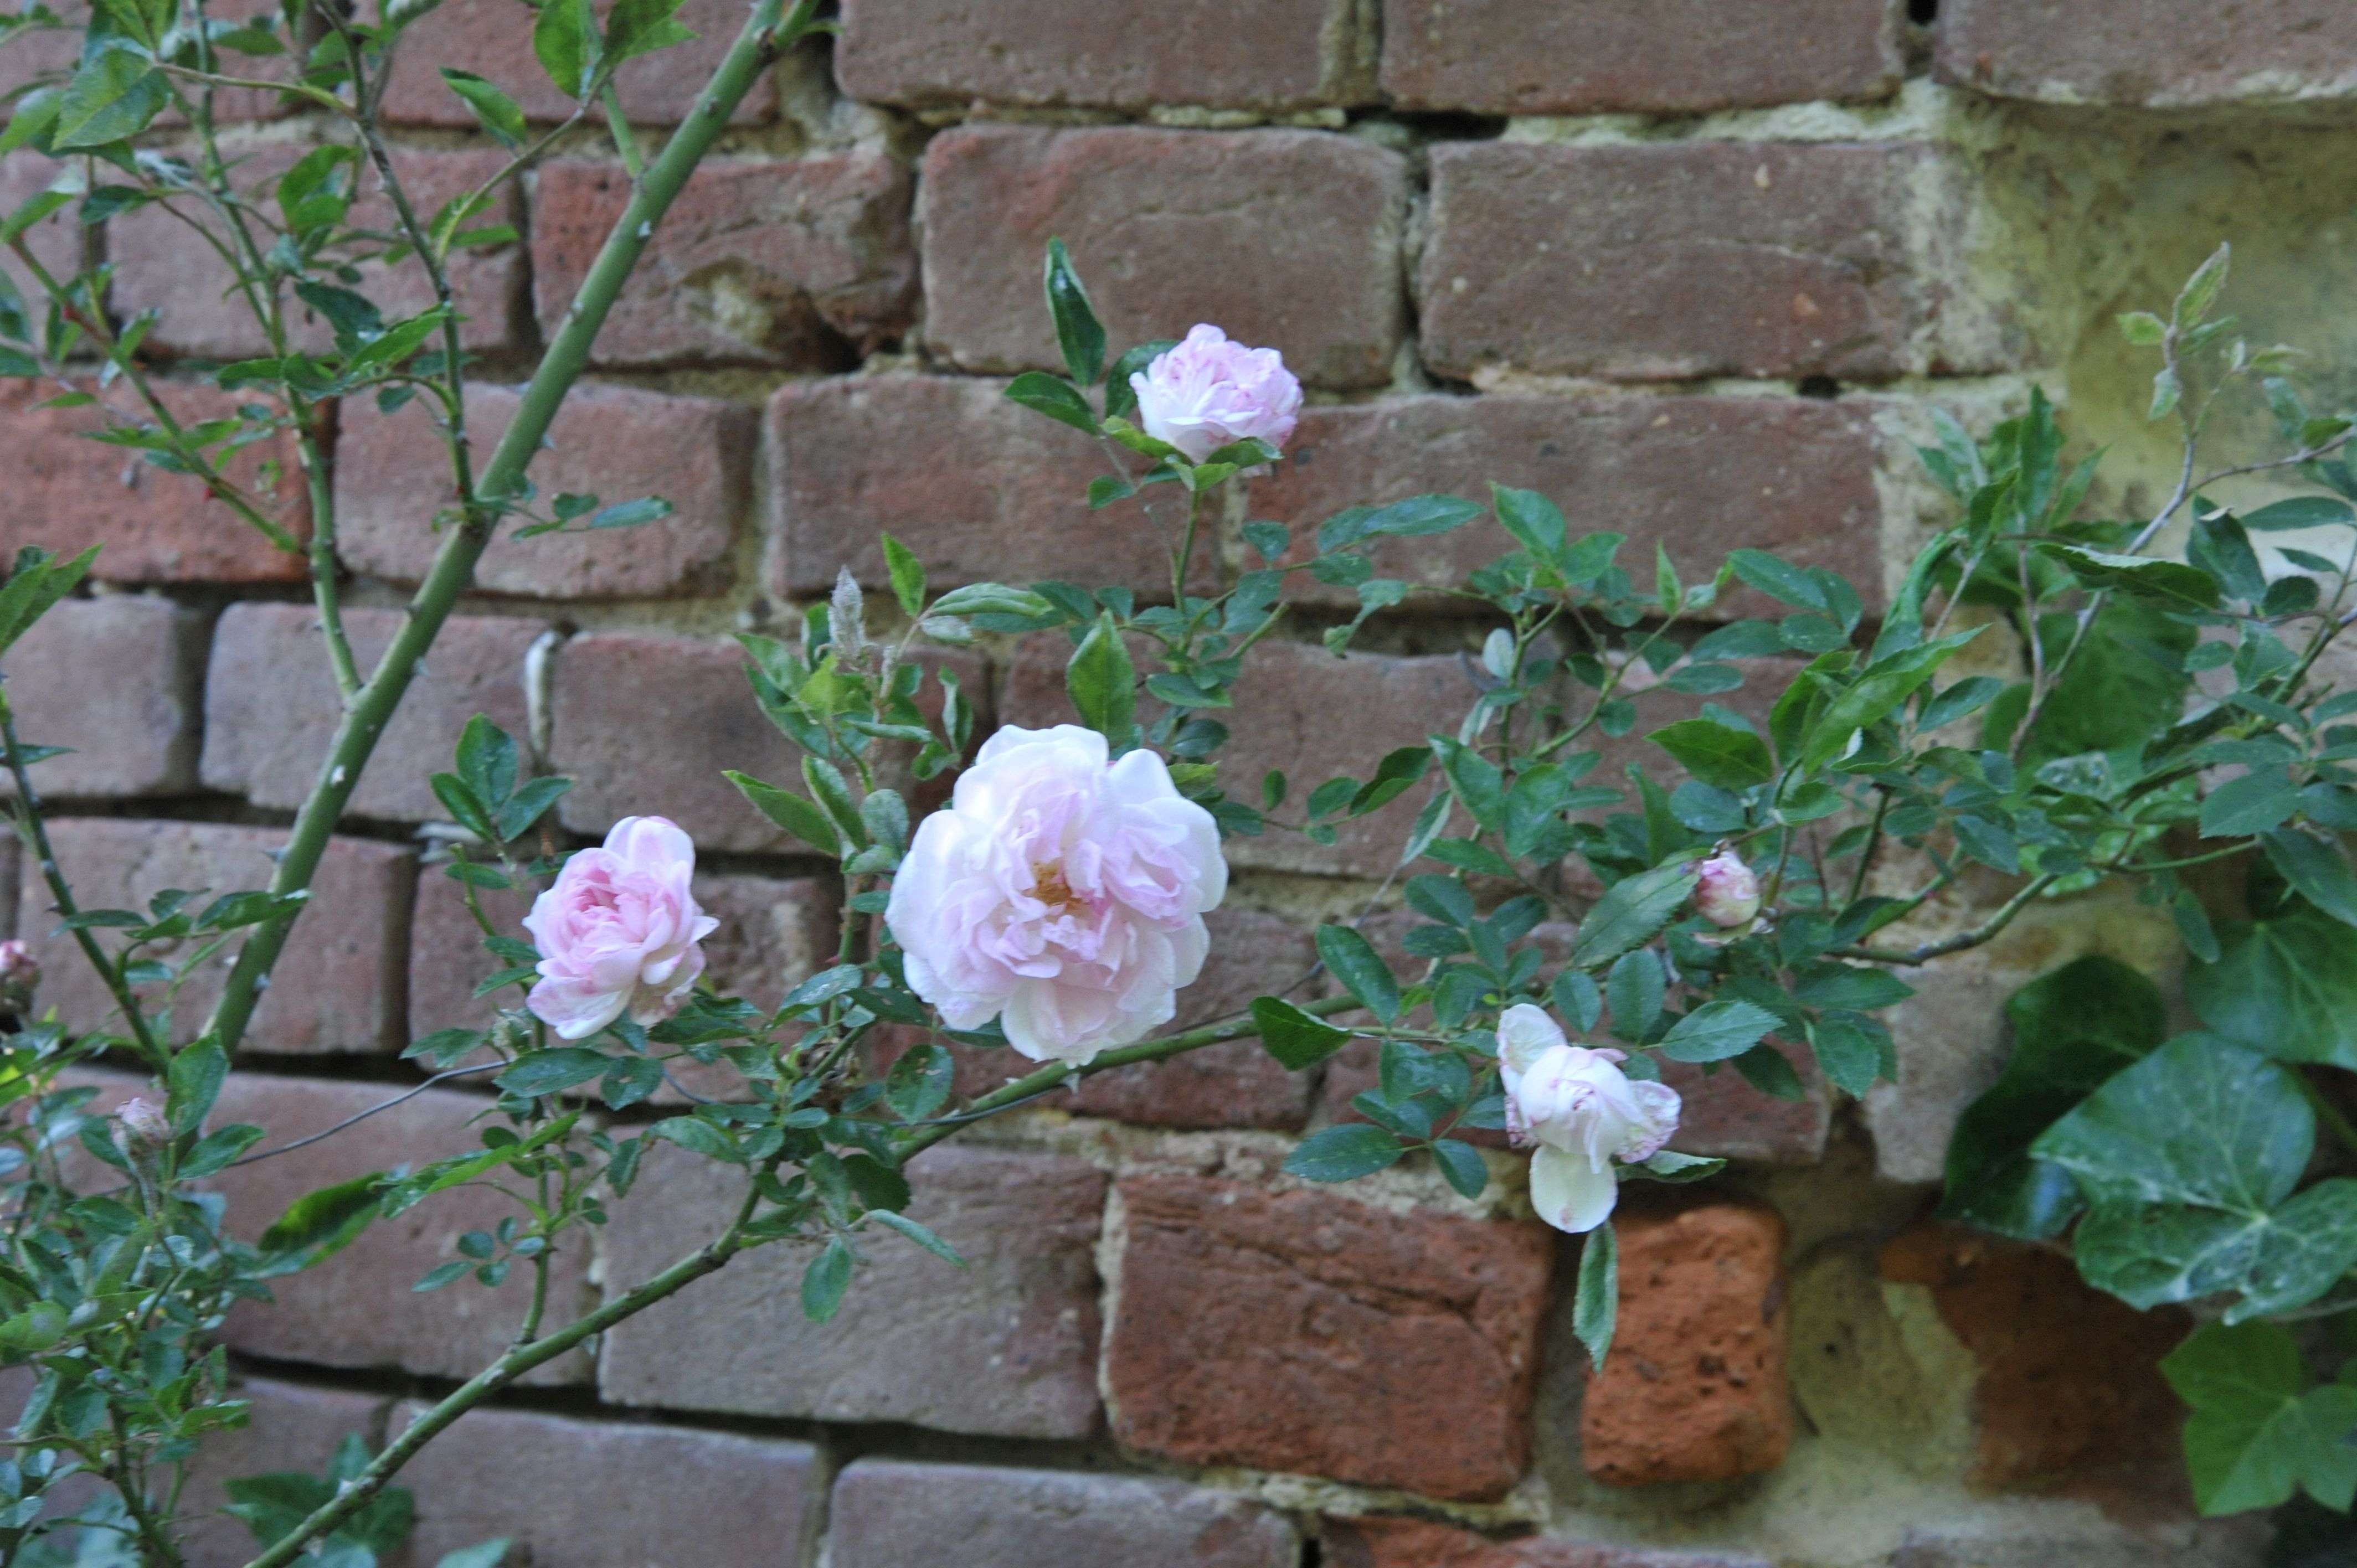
[1574,1221,1618,1371]
[1282,1123,1402,1182]
[1252,996,1353,1070]
[1316,925,1399,1024]
[2189,911,2357,1069]
[1570,861,1697,969]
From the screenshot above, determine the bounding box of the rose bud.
[0,939,38,993]
[1694,849,1761,929]
[1130,324,1302,465]
[117,1096,171,1148]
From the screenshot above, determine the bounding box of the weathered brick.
[0,380,308,582]
[1381,0,1899,114]
[1936,0,2357,106]
[600,1144,1106,1437]
[769,374,1193,600]
[111,148,522,359]
[202,604,545,822]
[532,156,914,369]
[381,0,777,125]
[25,821,413,1054]
[1581,1202,1792,1487]
[831,1459,1298,1568]
[391,1402,821,1567]
[183,1076,592,1382]
[837,0,1364,111]
[1105,1173,1553,1499]
[870,906,1318,1130]
[0,596,205,799]
[1421,141,1975,384]
[1879,1223,2188,1494]
[1244,394,1890,616]
[336,381,751,598]
[179,1378,392,1568]
[922,125,1407,390]
[1324,1517,1773,1568]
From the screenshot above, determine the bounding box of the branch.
[1832,872,2061,966]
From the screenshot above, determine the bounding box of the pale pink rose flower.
[1694,848,1762,929]
[886,724,1227,1065]
[1499,1003,1681,1235]
[523,816,718,1041]
[1130,323,1303,465]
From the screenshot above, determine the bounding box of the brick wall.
[6,2,2341,1563]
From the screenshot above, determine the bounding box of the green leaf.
[494,1047,610,1097]
[2199,766,2297,838]
[1066,613,1135,744]
[1004,371,1097,435]
[2016,599,2194,765]
[2164,1321,2357,1515]
[2261,828,2357,927]
[649,1115,744,1165]
[883,1043,953,1121]
[1648,718,1772,791]
[2174,243,2230,328]
[801,1236,854,1322]
[2032,543,2221,611]
[1726,549,1829,612]
[1283,1123,1403,1182]
[256,1174,383,1273]
[1490,483,1566,559]
[531,0,600,97]
[434,1541,513,1568]
[1430,1139,1487,1200]
[879,533,926,618]
[166,1038,227,1136]
[1570,861,1697,969]
[2241,497,2357,532]
[1798,628,1982,772]
[2188,911,2357,1069]
[1938,956,2164,1240]
[53,45,167,148]
[2117,310,2166,345]
[1604,950,1663,1045]
[1574,1221,1618,1372]
[604,0,696,68]
[1103,340,1178,424]
[1042,238,1105,386]
[1657,1000,1781,1064]
[1630,1149,1726,1184]
[1251,996,1352,1070]
[725,772,840,856]
[1316,925,1399,1024]
[869,1208,966,1267]
[178,1122,266,1178]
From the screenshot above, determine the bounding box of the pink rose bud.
[523,816,719,1041]
[1130,323,1303,465]
[1694,849,1761,929]
[1497,1004,1681,1235]
[886,724,1228,1065]
[0,939,36,991]
[117,1095,171,1147]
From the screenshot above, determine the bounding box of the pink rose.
[1694,848,1761,929]
[523,816,718,1041]
[1499,1004,1681,1234]
[886,724,1227,1065]
[0,938,38,992]
[1130,323,1303,465]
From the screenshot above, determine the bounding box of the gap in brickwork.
[1798,375,1842,400]
[1907,0,1937,22]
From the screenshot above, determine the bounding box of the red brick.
[336,381,752,598]
[392,1402,821,1567]
[111,147,522,359]
[179,1377,392,1568]
[1244,394,1890,616]
[837,0,1366,111]
[25,821,413,1055]
[381,0,778,125]
[921,125,1407,390]
[0,596,205,799]
[599,1144,1107,1437]
[204,1075,595,1383]
[532,156,914,369]
[1582,1202,1792,1487]
[1323,1517,1773,1568]
[1381,0,1899,114]
[1,4,288,124]
[1421,141,1976,384]
[769,374,1203,600]
[1105,1173,1553,1499]
[830,1460,1298,1568]
[0,379,309,582]
[202,604,545,822]
[1936,0,2357,106]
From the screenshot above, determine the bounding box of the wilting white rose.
[1500,1003,1681,1234]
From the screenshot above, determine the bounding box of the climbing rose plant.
[0,0,2348,1539]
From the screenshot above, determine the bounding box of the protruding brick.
[381,0,778,125]
[26,821,413,1054]
[599,1144,1107,1437]
[0,380,308,582]
[111,147,522,359]
[1244,394,1890,616]
[1324,1517,1774,1568]
[1421,142,1980,384]
[179,1378,392,1568]
[1105,1174,1553,1499]
[1936,0,2357,107]
[1381,0,1900,114]
[202,604,545,822]
[831,1460,1298,1568]
[392,1402,821,1567]
[837,0,1366,111]
[921,125,1407,390]
[1581,1202,1793,1487]
[532,156,915,369]
[1,596,205,798]
[769,374,1190,599]
[201,1075,594,1382]
[336,381,752,598]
